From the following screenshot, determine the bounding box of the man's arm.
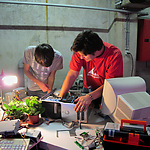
[24,63,49,92]
[47,70,56,93]
[59,69,79,98]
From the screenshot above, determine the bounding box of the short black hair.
[35,43,54,67]
[71,30,104,55]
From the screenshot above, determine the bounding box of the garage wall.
[0,0,139,89]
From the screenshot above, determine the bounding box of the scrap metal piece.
[56,128,76,137]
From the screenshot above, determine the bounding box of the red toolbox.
[103,119,150,150]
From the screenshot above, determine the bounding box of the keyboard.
[0,138,30,150]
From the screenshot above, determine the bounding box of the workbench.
[0,106,110,150]
[32,109,110,150]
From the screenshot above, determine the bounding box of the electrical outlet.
[125,50,130,55]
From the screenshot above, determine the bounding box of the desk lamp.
[0,70,18,104]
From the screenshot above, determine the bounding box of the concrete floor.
[135,61,150,94]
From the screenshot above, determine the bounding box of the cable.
[27,136,43,150]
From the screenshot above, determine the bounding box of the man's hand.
[74,95,93,112]
[47,89,52,94]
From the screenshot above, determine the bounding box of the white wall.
[0,0,141,89]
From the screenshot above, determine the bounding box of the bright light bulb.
[2,76,18,86]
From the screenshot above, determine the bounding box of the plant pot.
[28,114,39,124]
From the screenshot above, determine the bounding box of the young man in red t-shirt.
[59,30,123,112]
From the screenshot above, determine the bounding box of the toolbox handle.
[120,119,147,132]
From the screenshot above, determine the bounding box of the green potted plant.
[24,96,45,124]
[3,98,26,121]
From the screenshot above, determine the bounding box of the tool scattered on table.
[56,128,77,137]
[45,118,55,125]
[74,129,103,150]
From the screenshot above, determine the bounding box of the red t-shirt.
[69,42,123,90]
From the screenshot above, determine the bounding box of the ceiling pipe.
[0,0,148,15]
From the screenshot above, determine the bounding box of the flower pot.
[28,114,39,124]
